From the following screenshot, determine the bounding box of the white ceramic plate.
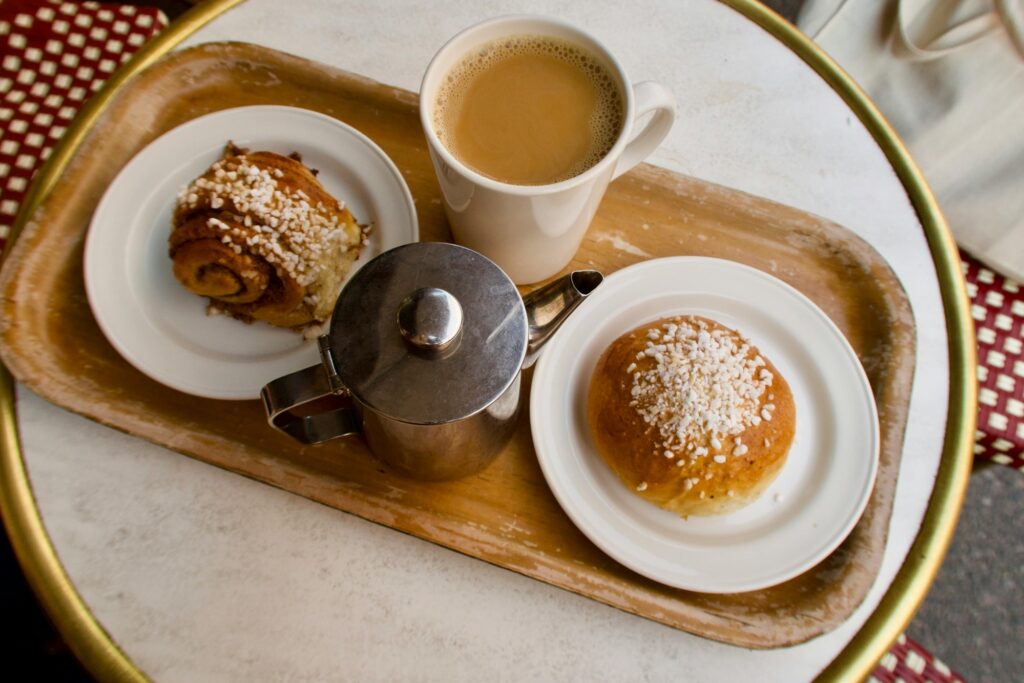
[84,106,418,400]
[531,257,879,593]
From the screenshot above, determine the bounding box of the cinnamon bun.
[169,142,367,329]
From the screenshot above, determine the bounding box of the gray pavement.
[907,464,1024,682]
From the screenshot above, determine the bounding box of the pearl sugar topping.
[629,316,774,458]
[176,154,356,287]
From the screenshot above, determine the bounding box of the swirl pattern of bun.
[169,143,367,329]
[588,315,795,517]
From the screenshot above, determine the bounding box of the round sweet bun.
[587,315,795,517]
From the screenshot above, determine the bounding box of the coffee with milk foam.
[433,35,625,186]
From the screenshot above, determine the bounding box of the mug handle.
[612,81,677,180]
[261,363,361,445]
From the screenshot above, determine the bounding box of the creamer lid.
[326,242,527,424]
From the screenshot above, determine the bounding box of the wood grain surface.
[0,43,915,648]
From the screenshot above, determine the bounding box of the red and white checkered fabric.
[0,0,166,245]
[963,251,1024,470]
[0,2,979,682]
[871,634,966,683]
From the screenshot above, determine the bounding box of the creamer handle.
[261,363,360,445]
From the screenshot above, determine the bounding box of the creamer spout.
[522,270,603,368]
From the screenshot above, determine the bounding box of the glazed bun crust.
[587,315,795,517]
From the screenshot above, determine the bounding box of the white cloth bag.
[798,0,1024,281]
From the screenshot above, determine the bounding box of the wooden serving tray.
[0,43,915,648]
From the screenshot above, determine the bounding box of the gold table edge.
[722,3,976,681]
[0,2,246,682]
[0,1,976,681]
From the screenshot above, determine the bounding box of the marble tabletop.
[16,0,951,680]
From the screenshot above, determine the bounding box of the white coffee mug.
[420,15,676,284]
